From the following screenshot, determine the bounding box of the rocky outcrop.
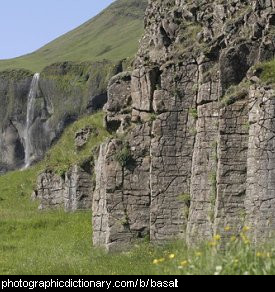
[92,0,275,251]
[0,60,122,171]
[33,162,94,211]
[104,72,132,133]
[0,70,33,170]
[75,126,99,150]
[33,170,64,209]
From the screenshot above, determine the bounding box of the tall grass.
[1,166,275,275]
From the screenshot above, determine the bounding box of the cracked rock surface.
[33,163,93,211]
[92,0,275,251]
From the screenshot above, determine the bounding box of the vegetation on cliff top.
[0,69,33,80]
[39,60,121,129]
[43,111,110,176]
[0,0,147,72]
[260,58,275,85]
[220,57,275,106]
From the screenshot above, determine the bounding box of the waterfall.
[24,73,40,168]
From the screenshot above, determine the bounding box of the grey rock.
[219,43,259,94]
[65,164,93,211]
[246,87,275,242]
[32,170,64,210]
[92,0,275,251]
[105,72,132,134]
[33,163,93,211]
[75,126,98,150]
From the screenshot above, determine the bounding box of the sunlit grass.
[43,111,110,175]
[0,0,146,72]
[1,166,275,275]
[260,58,275,85]
[150,230,275,275]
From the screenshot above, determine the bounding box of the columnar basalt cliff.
[93,0,275,251]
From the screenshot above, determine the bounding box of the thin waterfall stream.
[24,73,40,168]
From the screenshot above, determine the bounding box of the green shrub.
[115,143,133,167]
[259,58,275,85]
[189,108,198,120]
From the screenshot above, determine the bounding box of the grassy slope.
[0,0,147,73]
[44,111,110,175]
[260,58,275,85]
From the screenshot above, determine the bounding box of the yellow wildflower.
[230,236,237,242]
[209,240,217,247]
[213,234,221,241]
[158,258,165,263]
[153,259,159,265]
[180,260,189,267]
[224,226,231,232]
[256,252,262,258]
[257,252,271,258]
[169,254,175,259]
[240,232,249,242]
[240,232,250,245]
[243,239,250,245]
[195,252,202,257]
[242,226,250,232]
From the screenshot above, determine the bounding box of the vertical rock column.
[187,60,221,242]
[64,165,93,211]
[214,97,249,237]
[187,59,250,241]
[93,61,199,249]
[246,86,275,241]
[33,164,93,211]
[93,73,152,251]
[33,170,65,209]
[93,132,153,251]
[131,63,198,242]
[150,63,197,241]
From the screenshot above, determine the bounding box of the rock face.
[246,86,275,241]
[75,126,99,150]
[0,70,33,170]
[93,0,275,250]
[0,61,121,171]
[33,163,94,211]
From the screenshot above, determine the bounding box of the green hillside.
[0,0,147,72]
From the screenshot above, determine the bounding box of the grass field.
[0,0,146,72]
[1,167,275,275]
